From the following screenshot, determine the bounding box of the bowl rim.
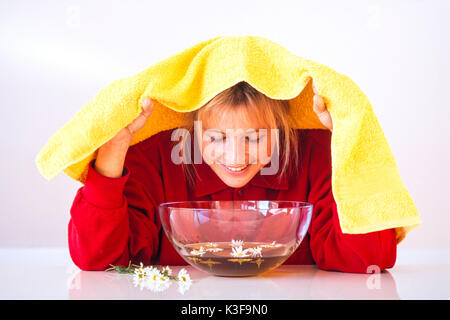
[158,200,313,210]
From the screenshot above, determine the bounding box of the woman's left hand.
[312,83,333,132]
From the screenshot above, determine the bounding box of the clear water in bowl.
[181,240,299,277]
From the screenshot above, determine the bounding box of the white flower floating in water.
[244,247,263,257]
[205,247,223,253]
[231,239,244,247]
[231,245,250,258]
[106,262,192,294]
[205,242,218,247]
[190,246,206,256]
[259,241,282,248]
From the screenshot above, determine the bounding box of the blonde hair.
[176,81,299,189]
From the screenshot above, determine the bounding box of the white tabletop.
[0,248,449,300]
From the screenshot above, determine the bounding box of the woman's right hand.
[108,97,154,146]
[95,97,154,178]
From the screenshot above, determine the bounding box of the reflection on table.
[67,265,399,300]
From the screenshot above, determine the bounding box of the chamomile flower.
[133,263,153,290]
[161,266,172,276]
[177,268,192,283]
[143,267,171,292]
[177,268,193,295]
[110,261,193,294]
[205,242,218,247]
[231,245,250,257]
[205,247,223,253]
[134,262,147,279]
[259,241,282,248]
[190,246,206,256]
[151,274,172,292]
[231,239,244,247]
[245,247,263,257]
[272,241,282,247]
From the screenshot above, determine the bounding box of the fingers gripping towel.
[35,35,421,237]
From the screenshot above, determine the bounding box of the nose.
[223,136,247,165]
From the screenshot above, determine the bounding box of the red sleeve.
[68,141,164,271]
[306,130,397,273]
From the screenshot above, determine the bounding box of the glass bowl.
[159,200,313,277]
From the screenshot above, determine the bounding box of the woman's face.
[196,105,275,188]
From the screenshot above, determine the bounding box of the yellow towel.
[35,35,421,238]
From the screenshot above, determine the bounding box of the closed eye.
[246,134,266,143]
[246,136,261,143]
[209,136,265,143]
[210,136,224,143]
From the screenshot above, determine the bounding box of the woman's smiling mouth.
[220,163,250,174]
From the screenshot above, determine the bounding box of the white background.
[1,0,449,252]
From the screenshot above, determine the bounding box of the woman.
[68,81,397,273]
